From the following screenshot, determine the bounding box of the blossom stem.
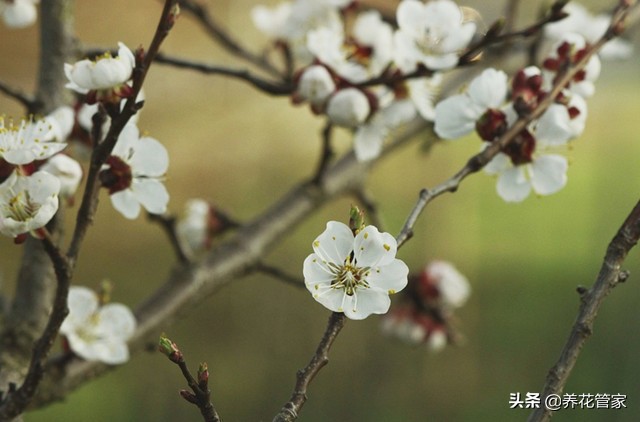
[273,312,347,422]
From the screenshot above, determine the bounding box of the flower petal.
[434,94,482,139]
[312,221,353,264]
[367,259,409,293]
[344,289,391,320]
[529,154,568,196]
[496,166,531,202]
[111,189,141,219]
[131,179,169,215]
[353,225,397,267]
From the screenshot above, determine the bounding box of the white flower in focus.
[434,68,508,139]
[0,0,38,28]
[40,154,83,199]
[176,198,212,255]
[326,88,371,128]
[484,145,569,203]
[303,221,409,320]
[100,124,169,219]
[60,286,136,365]
[296,65,336,106]
[544,2,633,60]
[64,42,135,100]
[0,170,60,239]
[394,0,475,72]
[0,116,67,165]
[423,260,470,309]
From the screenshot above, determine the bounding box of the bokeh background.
[1,0,640,420]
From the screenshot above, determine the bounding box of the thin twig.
[153,53,294,95]
[179,0,284,79]
[158,336,221,422]
[527,199,640,422]
[0,80,37,109]
[311,122,334,185]
[255,262,304,288]
[272,312,347,422]
[147,213,190,264]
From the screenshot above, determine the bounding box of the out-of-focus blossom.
[0,0,38,28]
[60,286,136,365]
[0,170,60,239]
[0,116,67,165]
[544,2,633,60]
[326,88,371,128]
[40,154,82,199]
[394,0,475,72]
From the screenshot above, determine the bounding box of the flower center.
[3,189,39,222]
[331,259,371,296]
[99,155,133,194]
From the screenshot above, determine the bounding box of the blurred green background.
[1,0,640,420]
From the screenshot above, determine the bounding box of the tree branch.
[527,199,640,422]
[153,53,294,95]
[272,312,347,422]
[178,0,284,79]
[0,80,37,110]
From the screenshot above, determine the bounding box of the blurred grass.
[1,1,640,421]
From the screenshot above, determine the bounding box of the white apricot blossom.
[40,154,83,199]
[434,68,508,139]
[394,0,475,72]
[0,0,38,28]
[0,170,60,239]
[100,124,169,219]
[64,42,135,101]
[60,286,136,365]
[422,260,470,309]
[0,116,67,165]
[295,65,336,107]
[304,221,409,320]
[176,198,213,255]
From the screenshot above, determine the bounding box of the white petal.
[303,254,335,287]
[131,179,169,215]
[367,259,409,293]
[61,286,99,333]
[91,340,130,365]
[129,136,169,176]
[496,166,531,202]
[468,68,508,109]
[344,289,391,320]
[434,94,482,139]
[529,155,567,196]
[396,0,427,39]
[111,189,141,219]
[96,303,136,340]
[354,122,386,162]
[312,221,354,264]
[483,150,511,175]
[353,225,397,267]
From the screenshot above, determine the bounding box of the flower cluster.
[0,110,80,241]
[381,261,470,351]
[60,286,136,365]
[433,29,602,202]
[303,221,408,320]
[253,0,474,162]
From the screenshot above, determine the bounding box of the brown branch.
[158,336,221,422]
[272,312,347,422]
[0,80,37,110]
[255,262,305,288]
[527,199,640,422]
[310,122,334,185]
[147,213,190,265]
[178,0,284,79]
[153,53,294,95]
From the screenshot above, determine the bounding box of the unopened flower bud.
[348,205,365,234]
[297,65,335,106]
[158,335,182,363]
[326,88,371,128]
[197,362,209,389]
